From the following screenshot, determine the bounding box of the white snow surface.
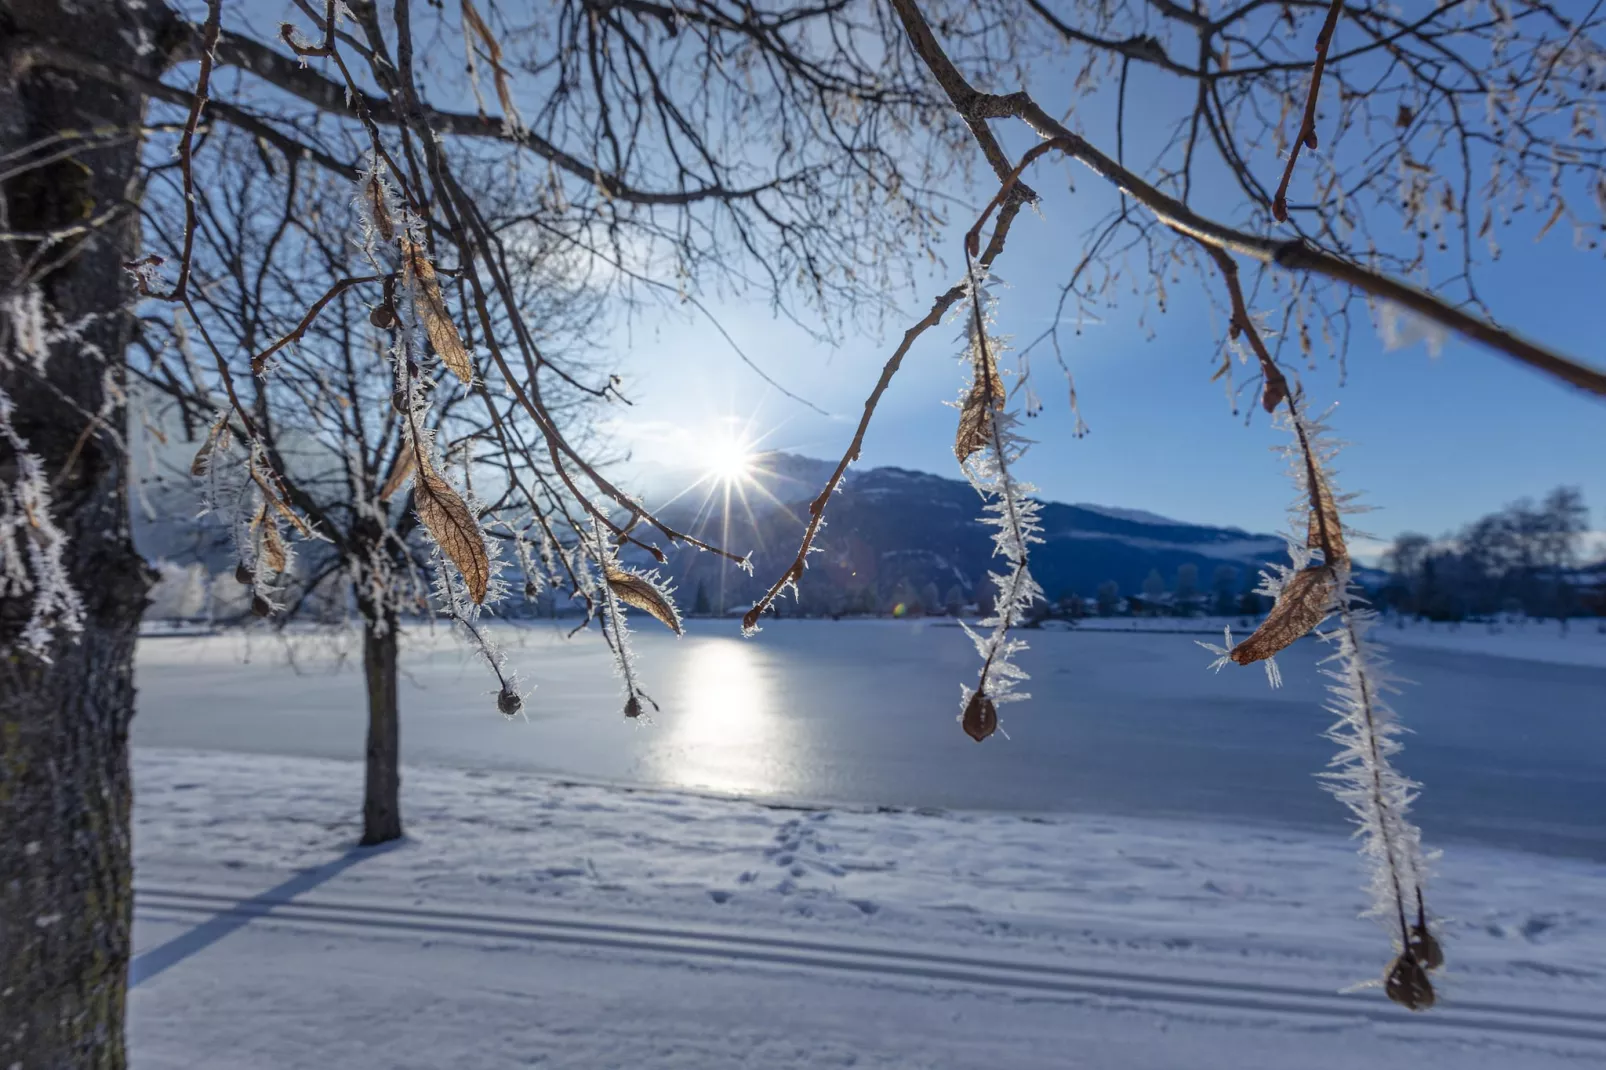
[131,748,1606,1068]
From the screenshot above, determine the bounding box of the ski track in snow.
[130,749,1606,1067]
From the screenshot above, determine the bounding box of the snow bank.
[133,749,1606,1015]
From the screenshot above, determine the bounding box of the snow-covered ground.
[130,749,1606,1068]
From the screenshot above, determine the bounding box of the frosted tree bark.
[0,1,168,1064]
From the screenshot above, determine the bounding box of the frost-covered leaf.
[954,351,1004,463]
[605,566,682,635]
[377,448,417,502]
[249,465,316,539]
[1306,470,1348,565]
[1261,375,1287,413]
[260,519,288,575]
[364,170,395,243]
[189,414,229,477]
[1230,565,1334,664]
[416,467,489,603]
[403,240,473,383]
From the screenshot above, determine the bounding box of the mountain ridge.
[650,452,1289,614]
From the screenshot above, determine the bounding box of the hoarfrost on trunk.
[0,386,85,656]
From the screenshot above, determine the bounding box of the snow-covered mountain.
[650,453,1289,612]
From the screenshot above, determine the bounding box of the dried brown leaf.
[365,173,395,243]
[1535,200,1566,243]
[605,566,682,635]
[260,521,287,575]
[962,690,998,742]
[249,466,316,539]
[377,448,417,502]
[1230,566,1335,664]
[416,467,490,603]
[1261,375,1287,413]
[461,0,497,59]
[954,354,1005,463]
[267,494,315,539]
[404,241,473,383]
[1306,471,1348,565]
[189,414,229,477]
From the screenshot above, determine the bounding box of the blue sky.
[607,156,1605,558]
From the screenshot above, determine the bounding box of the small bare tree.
[130,130,610,844]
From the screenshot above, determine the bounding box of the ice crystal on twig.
[1215,399,1440,1004]
[588,522,663,719]
[953,269,1042,741]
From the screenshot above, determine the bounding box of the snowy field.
[134,619,1606,858]
[130,749,1606,1068]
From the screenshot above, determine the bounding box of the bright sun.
[702,434,755,485]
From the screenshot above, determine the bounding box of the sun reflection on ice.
[653,636,791,797]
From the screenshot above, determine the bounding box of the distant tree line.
[1377,488,1600,625]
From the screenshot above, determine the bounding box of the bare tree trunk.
[360,609,403,845]
[0,2,171,1064]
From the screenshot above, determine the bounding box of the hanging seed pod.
[1409,891,1444,971]
[1408,925,1444,972]
[524,581,540,600]
[624,695,644,720]
[235,562,254,586]
[250,594,272,619]
[369,304,397,330]
[497,685,522,718]
[1384,953,1436,1011]
[962,690,998,742]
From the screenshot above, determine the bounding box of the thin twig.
[743,194,1029,631]
[168,0,224,302]
[249,275,384,374]
[1274,0,1347,222]
[888,3,1606,399]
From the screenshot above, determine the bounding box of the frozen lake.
[133,619,1606,860]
